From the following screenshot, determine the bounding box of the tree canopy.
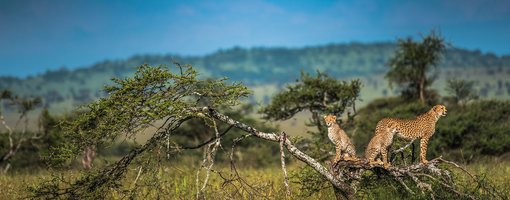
[445,79,479,105]
[386,32,446,103]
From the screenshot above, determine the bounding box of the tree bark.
[419,77,425,104]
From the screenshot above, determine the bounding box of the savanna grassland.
[1,160,509,199]
[1,40,510,199]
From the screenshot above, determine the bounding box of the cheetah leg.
[343,154,355,161]
[334,144,342,163]
[420,137,430,164]
[381,147,391,168]
[343,147,357,161]
[368,149,383,166]
[369,159,383,166]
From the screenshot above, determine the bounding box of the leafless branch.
[196,119,222,199]
[392,139,416,154]
[0,114,13,150]
[1,110,46,172]
[435,157,476,181]
[133,166,143,186]
[177,125,233,150]
[279,132,291,198]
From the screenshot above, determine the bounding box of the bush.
[434,100,510,162]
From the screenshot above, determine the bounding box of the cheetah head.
[323,115,337,127]
[432,105,447,117]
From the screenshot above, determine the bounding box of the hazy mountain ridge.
[1,42,510,112]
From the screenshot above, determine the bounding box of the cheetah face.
[323,115,337,127]
[433,105,447,117]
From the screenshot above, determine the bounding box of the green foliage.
[290,166,330,197]
[445,79,479,105]
[260,70,362,120]
[434,100,510,161]
[386,31,447,103]
[48,64,250,167]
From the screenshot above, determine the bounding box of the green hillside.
[1,42,510,113]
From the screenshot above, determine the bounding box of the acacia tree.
[445,79,479,105]
[31,64,499,200]
[386,32,446,104]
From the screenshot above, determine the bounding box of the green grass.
[1,160,509,199]
[0,164,334,199]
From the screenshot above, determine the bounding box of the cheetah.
[324,115,357,163]
[364,119,399,168]
[365,105,447,168]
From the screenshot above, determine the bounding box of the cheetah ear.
[323,115,327,119]
[332,115,337,120]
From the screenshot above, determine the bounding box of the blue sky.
[1,0,509,77]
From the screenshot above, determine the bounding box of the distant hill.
[1,42,510,113]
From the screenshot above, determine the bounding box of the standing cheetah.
[324,115,357,163]
[365,105,447,168]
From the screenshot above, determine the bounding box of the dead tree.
[0,91,44,173]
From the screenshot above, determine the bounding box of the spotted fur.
[365,105,447,167]
[324,115,357,162]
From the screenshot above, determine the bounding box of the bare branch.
[435,157,476,181]
[230,134,269,199]
[392,139,416,154]
[1,111,45,172]
[395,177,414,194]
[133,166,143,186]
[279,132,291,198]
[0,114,13,148]
[417,172,475,200]
[178,125,233,150]
[196,120,222,199]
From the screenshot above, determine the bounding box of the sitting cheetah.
[324,115,357,163]
[365,105,447,168]
[364,119,399,168]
